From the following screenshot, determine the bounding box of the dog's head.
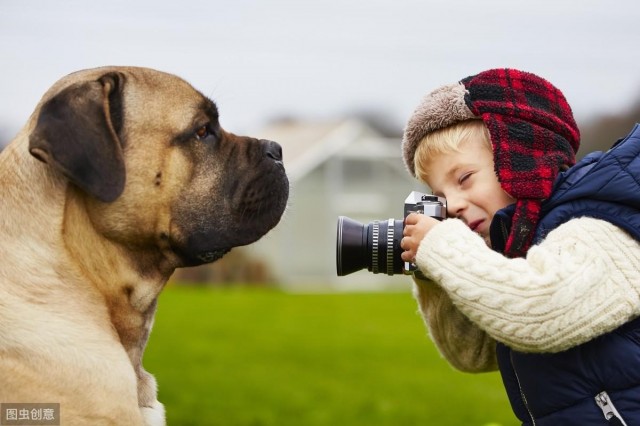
[27,66,289,267]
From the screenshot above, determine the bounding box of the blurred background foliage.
[579,99,640,157]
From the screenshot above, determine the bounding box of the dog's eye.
[195,125,211,141]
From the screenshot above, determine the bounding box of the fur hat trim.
[402,82,476,177]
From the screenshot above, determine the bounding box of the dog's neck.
[62,188,170,367]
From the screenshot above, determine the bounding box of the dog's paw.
[141,400,165,426]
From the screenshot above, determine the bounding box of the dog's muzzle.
[171,138,289,267]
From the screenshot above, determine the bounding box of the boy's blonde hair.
[414,119,491,184]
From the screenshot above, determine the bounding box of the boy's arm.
[412,276,498,372]
[415,217,640,353]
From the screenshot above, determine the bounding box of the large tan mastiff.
[0,66,289,425]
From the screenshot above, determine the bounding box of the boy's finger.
[404,212,418,225]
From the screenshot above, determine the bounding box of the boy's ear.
[28,73,126,203]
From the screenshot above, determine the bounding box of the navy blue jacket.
[489,124,640,425]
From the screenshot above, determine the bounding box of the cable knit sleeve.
[414,217,640,353]
[412,276,498,372]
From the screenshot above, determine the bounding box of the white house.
[238,117,427,292]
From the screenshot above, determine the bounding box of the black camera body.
[336,191,446,276]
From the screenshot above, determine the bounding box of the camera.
[336,191,446,276]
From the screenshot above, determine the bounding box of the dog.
[0,66,289,425]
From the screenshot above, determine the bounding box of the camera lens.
[336,216,404,276]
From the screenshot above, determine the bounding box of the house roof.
[254,118,401,181]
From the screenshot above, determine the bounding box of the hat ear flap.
[504,199,542,258]
[28,72,126,203]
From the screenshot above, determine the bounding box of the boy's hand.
[401,213,440,262]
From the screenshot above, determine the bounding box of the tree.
[578,100,640,158]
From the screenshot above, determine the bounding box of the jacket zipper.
[595,391,627,425]
[510,352,536,425]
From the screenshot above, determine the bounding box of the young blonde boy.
[399,68,640,425]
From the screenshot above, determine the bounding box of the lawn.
[144,286,518,426]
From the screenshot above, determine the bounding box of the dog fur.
[0,66,289,425]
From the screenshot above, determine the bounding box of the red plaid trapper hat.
[402,69,580,258]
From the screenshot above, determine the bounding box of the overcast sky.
[1,0,639,141]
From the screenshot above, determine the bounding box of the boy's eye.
[459,172,472,184]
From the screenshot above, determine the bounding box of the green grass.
[144,286,518,426]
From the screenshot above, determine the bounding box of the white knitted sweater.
[412,217,640,373]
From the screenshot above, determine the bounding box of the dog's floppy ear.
[29,72,126,203]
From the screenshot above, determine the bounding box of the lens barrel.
[336,216,404,276]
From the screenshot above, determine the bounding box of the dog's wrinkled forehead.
[45,66,215,135]
[121,69,216,134]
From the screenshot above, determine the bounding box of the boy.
[399,68,640,424]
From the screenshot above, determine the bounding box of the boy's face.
[424,139,515,247]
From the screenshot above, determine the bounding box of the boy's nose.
[445,195,467,218]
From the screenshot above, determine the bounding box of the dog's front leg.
[138,368,166,426]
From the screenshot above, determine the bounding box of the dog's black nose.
[262,140,283,162]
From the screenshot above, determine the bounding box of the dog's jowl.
[0,66,289,425]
